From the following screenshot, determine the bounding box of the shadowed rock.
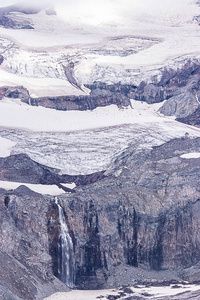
[0,153,105,189]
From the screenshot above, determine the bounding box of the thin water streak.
[55,197,75,287]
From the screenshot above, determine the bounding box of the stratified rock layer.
[0,137,199,298]
[1,58,200,128]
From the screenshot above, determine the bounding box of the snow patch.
[0,180,75,195]
[0,68,89,97]
[181,153,200,159]
[62,182,76,189]
[0,97,182,132]
[43,284,200,300]
[0,137,16,157]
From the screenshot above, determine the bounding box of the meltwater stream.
[55,197,75,287]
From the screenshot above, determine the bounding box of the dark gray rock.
[45,8,57,16]
[0,137,200,297]
[0,153,63,185]
[0,15,34,30]
[57,137,200,288]
[0,153,105,188]
[0,3,43,29]
[1,58,200,129]
[177,106,200,127]
[0,86,30,102]
[0,187,69,300]
[0,55,4,65]
[0,284,22,300]
[159,93,198,118]
[193,15,200,24]
[179,262,200,282]
[27,90,131,111]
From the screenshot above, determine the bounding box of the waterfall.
[55,197,75,287]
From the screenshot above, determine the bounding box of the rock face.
[177,106,200,127]
[1,58,200,129]
[27,89,131,111]
[0,3,56,30]
[0,15,34,30]
[0,55,3,65]
[0,186,69,300]
[0,153,105,188]
[0,137,200,298]
[0,86,30,102]
[61,136,200,288]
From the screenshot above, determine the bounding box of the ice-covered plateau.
[0,1,200,300]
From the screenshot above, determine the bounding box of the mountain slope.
[0,1,200,299]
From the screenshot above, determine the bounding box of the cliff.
[0,137,200,298]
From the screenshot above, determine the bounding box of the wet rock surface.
[0,137,199,298]
[0,186,69,299]
[60,137,200,288]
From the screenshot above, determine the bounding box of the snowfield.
[0,180,75,195]
[0,137,16,157]
[0,97,199,134]
[43,284,200,300]
[181,153,200,159]
[0,0,200,88]
[0,98,168,132]
[0,98,200,175]
[0,181,64,195]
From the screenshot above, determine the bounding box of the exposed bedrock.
[0,15,34,30]
[0,55,3,65]
[0,137,199,297]
[28,90,131,111]
[60,137,200,288]
[177,106,200,127]
[0,3,49,30]
[0,186,69,300]
[1,59,200,127]
[0,153,105,188]
[0,86,30,102]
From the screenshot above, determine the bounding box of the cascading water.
[55,197,75,287]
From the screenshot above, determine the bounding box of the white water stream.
[55,197,75,287]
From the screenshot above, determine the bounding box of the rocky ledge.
[0,137,200,299]
[0,153,105,190]
[1,58,200,127]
